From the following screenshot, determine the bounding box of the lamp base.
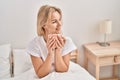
[97,42,110,47]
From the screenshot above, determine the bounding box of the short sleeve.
[26,38,41,57]
[62,37,77,56]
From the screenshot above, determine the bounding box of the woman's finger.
[57,35,65,46]
[48,38,56,48]
[48,37,55,44]
[55,37,63,48]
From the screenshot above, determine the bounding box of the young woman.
[26,5,76,78]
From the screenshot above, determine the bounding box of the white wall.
[0,0,120,78]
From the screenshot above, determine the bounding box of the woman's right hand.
[47,34,56,55]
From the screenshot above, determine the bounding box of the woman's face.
[44,11,62,34]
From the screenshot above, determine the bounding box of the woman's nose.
[57,23,61,30]
[58,21,62,26]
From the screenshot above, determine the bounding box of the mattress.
[1,62,95,80]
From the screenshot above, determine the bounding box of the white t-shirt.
[26,36,76,72]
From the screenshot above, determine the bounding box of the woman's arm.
[31,54,53,78]
[54,50,71,72]
[31,35,56,78]
[54,35,71,72]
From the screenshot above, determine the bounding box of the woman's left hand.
[55,34,66,49]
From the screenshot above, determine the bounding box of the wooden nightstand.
[83,41,120,80]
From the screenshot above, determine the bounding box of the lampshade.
[100,19,112,34]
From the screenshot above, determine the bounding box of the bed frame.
[70,49,79,63]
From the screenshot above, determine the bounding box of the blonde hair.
[37,5,62,36]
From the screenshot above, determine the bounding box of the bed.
[0,45,95,80]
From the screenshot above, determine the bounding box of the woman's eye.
[52,20,57,23]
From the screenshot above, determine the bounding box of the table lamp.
[99,19,112,47]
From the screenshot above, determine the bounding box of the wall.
[0,0,120,78]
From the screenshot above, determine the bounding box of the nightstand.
[83,41,120,80]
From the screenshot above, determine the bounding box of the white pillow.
[0,44,11,79]
[13,49,33,76]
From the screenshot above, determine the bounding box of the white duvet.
[2,62,95,80]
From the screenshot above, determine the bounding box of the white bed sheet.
[1,62,95,80]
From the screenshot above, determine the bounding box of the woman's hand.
[55,34,66,50]
[47,34,66,53]
[47,35,56,55]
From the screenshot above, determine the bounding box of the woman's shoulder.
[65,36,71,40]
[30,36,43,42]
[64,36,75,46]
[65,36,73,42]
[26,36,43,57]
[62,36,77,56]
[28,36,43,45]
